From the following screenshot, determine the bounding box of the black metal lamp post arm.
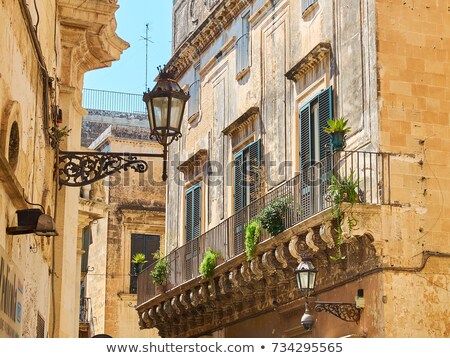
[313,302,361,322]
[58,150,165,187]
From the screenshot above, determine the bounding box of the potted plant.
[258,195,292,237]
[199,248,221,280]
[150,251,170,293]
[245,220,260,261]
[323,118,350,151]
[326,171,359,260]
[131,253,148,275]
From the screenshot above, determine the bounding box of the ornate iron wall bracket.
[313,302,361,322]
[58,151,164,187]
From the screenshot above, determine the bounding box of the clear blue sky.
[84,0,172,95]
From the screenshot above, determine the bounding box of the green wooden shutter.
[234,151,244,212]
[185,189,193,242]
[186,183,201,242]
[192,185,201,239]
[300,104,311,171]
[248,139,261,203]
[318,86,333,160]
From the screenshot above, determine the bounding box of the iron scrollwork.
[314,302,361,322]
[58,151,163,187]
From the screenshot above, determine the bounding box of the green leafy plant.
[199,248,221,279]
[131,253,147,264]
[245,220,261,261]
[149,251,170,285]
[326,171,360,260]
[258,196,293,237]
[49,125,71,147]
[323,118,350,134]
[131,253,148,275]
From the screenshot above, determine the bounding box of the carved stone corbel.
[240,261,252,283]
[180,292,192,311]
[229,268,252,296]
[319,221,335,248]
[171,295,184,315]
[218,273,232,295]
[275,242,296,268]
[190,287,201,307]
[305,228,320,252]
[250,256,264,281]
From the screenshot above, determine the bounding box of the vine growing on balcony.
[326,171,359,260]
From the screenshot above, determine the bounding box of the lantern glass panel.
[170,97,184,129]
[153,97,169,128]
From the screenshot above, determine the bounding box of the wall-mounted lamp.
[6,208,58,236]
[58,67,189,186]
[295,256,363,330]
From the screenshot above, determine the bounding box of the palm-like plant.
[323,118,350,134]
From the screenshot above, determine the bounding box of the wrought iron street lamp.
[143,67,190,181]
[58,68,189,186]
[296,256,362,330]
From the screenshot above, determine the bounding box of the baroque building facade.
[136,0,450,337]
[0,0,127,337]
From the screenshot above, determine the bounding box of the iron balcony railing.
[137,151,391,305]
[236,32,250,74]
[82,88,147,114]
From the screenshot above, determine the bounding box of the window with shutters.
[185,182,202,279]
[129,234,160,294]
[185,182,202,242]
[233,140,261,255]
[299,86,333,216]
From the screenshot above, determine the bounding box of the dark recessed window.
[8,121,19,170]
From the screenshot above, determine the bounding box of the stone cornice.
[285,42,331,82]
[168,0,253,78]
[177,149,208,176]
[222,106,259,136]
[58,0,129,88]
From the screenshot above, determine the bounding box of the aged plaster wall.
[376,0,450,337]
[0,0,128,338]
[0,0,60,338]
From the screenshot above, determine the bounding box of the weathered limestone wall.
[102,137,165,338]
[1,0,127,338]
[376,0,450,337]
[81,111,148,148]
[0,0,58,338]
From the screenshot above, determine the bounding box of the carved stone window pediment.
[177,149,208,179]
[285,42,331,82]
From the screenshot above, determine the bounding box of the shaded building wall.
[0,0,127,338]
[376,0,450,337]
[99,136,165,338]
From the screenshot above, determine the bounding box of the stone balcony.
[136,151,391,337]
